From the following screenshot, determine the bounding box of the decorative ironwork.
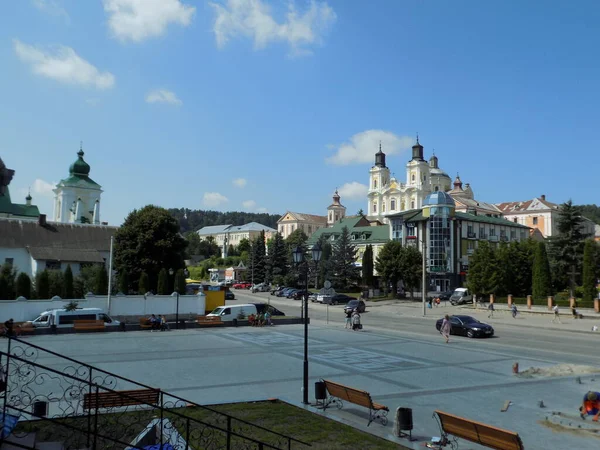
[0,338,309,449]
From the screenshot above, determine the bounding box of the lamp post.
[169,269,180,329]
[292,242,322,405]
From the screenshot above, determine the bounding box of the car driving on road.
[435,315,494,338]
[344,299,366,313]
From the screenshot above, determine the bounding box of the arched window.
[382,201,386,212]
[411,174,415,182]
[373,179,378,189]
[373,202,377,213]
[401,201,405,211]
[391,199,396,210]
[411,200,415,209]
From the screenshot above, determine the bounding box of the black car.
[344,299,366,313]
[225,290,235,300]
[326,294,355,305]
[292,290,313,300]
[435,315,494,338]
[252,303,285,316]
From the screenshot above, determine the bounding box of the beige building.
[448,175,502,218]
[277,212,327,239]
[496,195,596,239]
[196,222,276,257]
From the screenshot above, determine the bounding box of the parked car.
[344,299,366,313]
[278,288,295,297]
[308,293,318,302]
[225,290,235,300]
[285,289,300,298]
[435,315,494,338]
[450,288,473,305]
[270,286,282,295]
[324,294,355,305]
[251,283,270,293]
[292,290,313,300]
[232,282,252,289]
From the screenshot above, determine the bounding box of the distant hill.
[578,204,600,225]
[168,208,281,233]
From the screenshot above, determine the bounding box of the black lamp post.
[169,268,180,329]
[292,242,322,405]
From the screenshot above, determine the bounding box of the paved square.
[298,348,425,372]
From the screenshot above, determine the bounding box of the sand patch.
[516,364,600,379]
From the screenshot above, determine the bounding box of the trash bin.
[315,381,326,401]
[394,407,413,440]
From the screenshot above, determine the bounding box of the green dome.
[69,149,91,176]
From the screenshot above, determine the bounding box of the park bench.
[196,315,223,326]
[139,318,153,330]
[83,388,160,410]
[322,379,389,426]
[434,410,524,450]
[73,320,105,332]
[15,322,35,335]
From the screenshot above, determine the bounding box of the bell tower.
[368,142,390,220]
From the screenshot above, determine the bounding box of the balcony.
[489,235,499,242]
[466,232,476,239]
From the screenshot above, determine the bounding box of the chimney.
[38,214,47,226]
[541,195,546,201]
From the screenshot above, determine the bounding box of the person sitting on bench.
[580,391,600,421]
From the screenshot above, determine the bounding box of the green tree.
[15,272,32,299]
[249,231,267,284]
[582,239,597,302]
[73,276,85,298]
[95,266,109,295]
[237,238,251,254]
[467,241,500,300]
[532,241,552,301]
[317,239,333,289]
[175,268,187,294]
[157,268,169,294]
[64,264,74,299]
[356,208,365,216]
[119,269,129,294]
[399,246,422,298]
[375,241,403,296]
[138,271,150,294]
[0,264,17,300]
[227,244,237,257]
[549,200,590,296]
[329,226,360,289]
[36,270,50,299]
[48,270,65,298]
[114,205,187,293]
[361,244,374,288]
[266,232,288,282]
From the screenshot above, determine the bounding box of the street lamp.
[292,242,322,405]
[169,268,180,329]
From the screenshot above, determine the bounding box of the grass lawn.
[15,400,407,450]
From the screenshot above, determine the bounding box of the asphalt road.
[235,289,600,368]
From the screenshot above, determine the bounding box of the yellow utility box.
[203,285,226,313]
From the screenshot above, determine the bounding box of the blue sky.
[1,0,599,226]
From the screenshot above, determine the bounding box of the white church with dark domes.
[53,146,103,225]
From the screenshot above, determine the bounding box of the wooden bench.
[83,388,160,410]
[139,318,153,330]
[196,315,223,326]
[322,379,389,426]
[15,322,35,335]
[434,410,524,450]
[73,320,105,332]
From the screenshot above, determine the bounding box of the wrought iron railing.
[0,337,310,450]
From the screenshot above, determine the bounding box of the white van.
[28,308,120,328]
[207,304,258,323]
[450,288,473,305]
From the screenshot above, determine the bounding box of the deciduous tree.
[375,241,403,296]
[467,241,500,300]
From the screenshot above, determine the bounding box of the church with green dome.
[0,157,40,220]
[53,146,103,224]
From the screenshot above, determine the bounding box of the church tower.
[367,142,390,220]
[53,145,103,224]
[405,136,432,210]
[327,189,346,226]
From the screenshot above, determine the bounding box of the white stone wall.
[0,248,32,276]
[0,294,206,322]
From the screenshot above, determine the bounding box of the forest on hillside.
[578,204,600,225]
[168,208,282,233]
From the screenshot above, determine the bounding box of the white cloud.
[326,130,414,165]
[32,0,70,23]
[31,179,56,197]
[13,39,115,90]
[210,0,336,56]
[203,192,229,207]
[257,207,268,213]
[145,89,182,106]
[232,178,247,188]
[103,0,195,43]
[338,182,368,200]
[242,200,256,209]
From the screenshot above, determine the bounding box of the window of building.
[335,214,339,221]
[513,218,517,223]
[4,258,14,266]
[510,230,516,239]
[467,225,473,235]
[351,234,355,240]
[391,199,396,210]
[373,202,377,213]
[411,200,415,209]
[373,179,378,189]
[407,225,416,237]
[479,227,485,238]
[428,206,452,273]
[467,241,475,250]
[329,212,332,221]
[392,221,403,241]
[489,228,496,236]
[411,174,415,182]
[532,217,538,225]
[382,202,386,212]
[307,226,312,234]
[46,260,61,270]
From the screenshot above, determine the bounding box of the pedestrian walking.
[345,309,352,329]
[552,304,562,324]
[511,304,518,319]
[351,310,362,331]
[440,314,451,343]
[487,303,495,318]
